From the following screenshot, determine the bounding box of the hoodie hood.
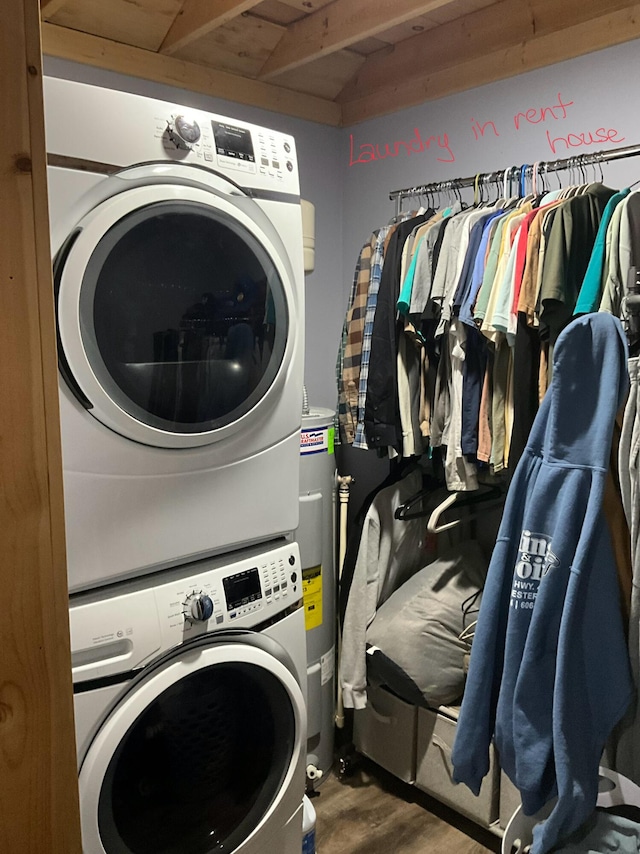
[527,313,629,469]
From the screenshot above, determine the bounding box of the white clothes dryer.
[70,539,307,854]
[44,78,305,592]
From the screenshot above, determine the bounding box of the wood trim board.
[0,0,82,850]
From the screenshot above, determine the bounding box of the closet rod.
[389,141,640,208]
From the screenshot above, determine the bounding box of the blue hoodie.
[451,312,632,854]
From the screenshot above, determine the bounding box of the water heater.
[296,407,336,779]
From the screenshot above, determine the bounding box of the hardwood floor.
[312,758,502,854]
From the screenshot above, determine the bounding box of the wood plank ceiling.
[40,0,640,126]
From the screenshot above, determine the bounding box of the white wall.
[340,40,640,303]
[44,57,344,410]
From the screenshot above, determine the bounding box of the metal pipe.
[389,141,640,206]
[335,474,353,730]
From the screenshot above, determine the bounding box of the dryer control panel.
[69,541,301,684]
[158,111,296,188]
[44,77,301,197]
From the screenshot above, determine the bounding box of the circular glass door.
[55,183,294,448]
[79,642,304,854]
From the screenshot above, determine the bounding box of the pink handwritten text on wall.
[546,127,625,154]
[513,92,574,130]
[348,128,455,166]
[471,118,499,139]
[509,91,625,154]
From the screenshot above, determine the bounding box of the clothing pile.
[336,184,640,491]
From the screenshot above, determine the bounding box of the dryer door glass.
[78,200,288,433]
[97,661,295,853]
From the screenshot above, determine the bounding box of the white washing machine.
[44,78,305,592]
[70,539,307,854]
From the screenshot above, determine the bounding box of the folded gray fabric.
[365,540,487,707]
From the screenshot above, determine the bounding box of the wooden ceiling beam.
[39,0,69,16]
[41,23,342,126]
[338,0,634,105]
[160,0,263,56]
[341,2,640,125]
[259,0,469,80]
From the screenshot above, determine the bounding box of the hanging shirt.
[410,203,462,316]
[396,213,442,316]
[574,188,630,315]
[443,318,479,490]
[459,211,505,327]
[340,469,431,710]
[491,214,530,345]
[453,212,497,317]
[474,215,510,322]
[337,241,367,442]
[518,202,563,326]
[600,191,640,318]
[431,210,471,319]
[353,225,394,449]
[364,212,433,453]
[339,236,375,443]
[437,207,496,337]
[483,209,531,342]
[538,183,615,345]
[396,327,423,457]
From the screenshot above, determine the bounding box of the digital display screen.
[223,567,262,611]
[212,121,255,163]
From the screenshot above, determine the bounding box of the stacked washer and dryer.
[45,77,309,854]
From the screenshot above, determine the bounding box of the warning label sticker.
[302,565,323,631]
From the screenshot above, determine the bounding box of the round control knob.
[291,572,298,584]
[286,160,294,172]
[283,141,291,153]
[167,114,201,150]
[289,554,296,566]
[183,592,214,623]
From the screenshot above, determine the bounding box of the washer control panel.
[259,554,292,607]
[157,542,300,639]
[69,541,301,684]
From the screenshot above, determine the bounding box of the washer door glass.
[77,199,288,434]
[97,661,295,854]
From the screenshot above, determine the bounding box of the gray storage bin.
[415,705,499,827]
[499,770,522,830]
[353,684,418,783]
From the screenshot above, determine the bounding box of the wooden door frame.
[0,1,82,851]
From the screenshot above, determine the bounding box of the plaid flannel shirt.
[353,225,392,449]
[338,237,374,443]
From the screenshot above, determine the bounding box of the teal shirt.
[397,235,424,315]
[574,187,629,315]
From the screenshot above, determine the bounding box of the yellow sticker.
[328,427,335,455]
[302,565,323,631]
